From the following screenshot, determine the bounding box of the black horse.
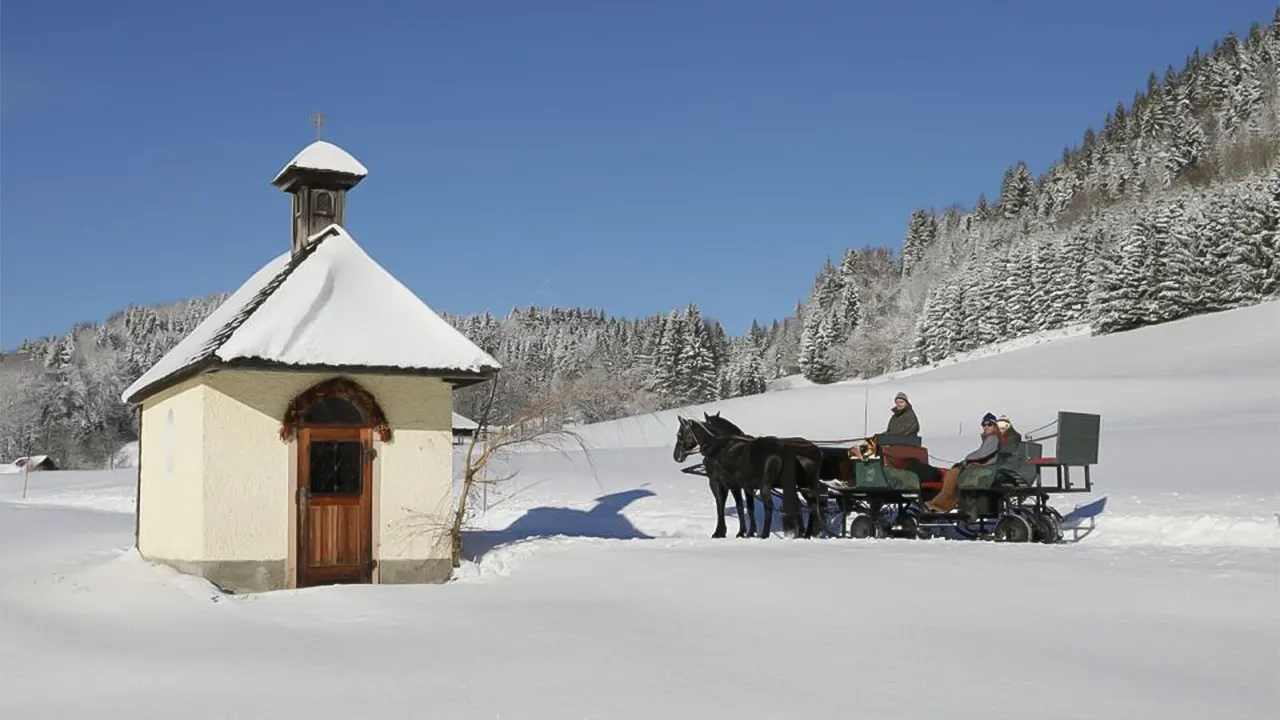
[673,416,809,539]
[673,417,754,538]
[702,411,840,537]
[704,411,852,484]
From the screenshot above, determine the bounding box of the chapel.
[122,139,500,593]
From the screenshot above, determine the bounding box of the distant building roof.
[122,225,501,405]
[452,413,479,431]
[11,454,57,470]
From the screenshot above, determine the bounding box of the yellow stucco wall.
[200,379,291,561]
[377,427,455,562]
[137,368,456,568]
[137,379,206,561]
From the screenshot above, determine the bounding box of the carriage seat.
[882,443,928,470]
[958,435,1039,489]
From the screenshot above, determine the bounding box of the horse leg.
[746,485,758,537]
[803,459,825,538]
[729,485,748,538]
[780,456,801,539]
[709,477,728,538]
[759,460,777,540]
[793,459,811,538]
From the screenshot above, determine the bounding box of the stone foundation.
[156,558,288,594]
[378,558,453,584]
[144,556,452,593]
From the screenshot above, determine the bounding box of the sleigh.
[681,411,1106,544]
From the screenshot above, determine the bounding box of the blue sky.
[1,0,1272,348]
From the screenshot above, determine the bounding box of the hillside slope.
[566,300,1280,502]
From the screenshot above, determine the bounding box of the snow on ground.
[2,302,1279,719]
[111,440,139,469]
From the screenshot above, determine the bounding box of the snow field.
[1,301,1278,719]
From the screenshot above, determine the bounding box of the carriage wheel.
[849,514,877,539]
[993,513,1033,543]
[1031,508,1064,544]
[895,513,921,539]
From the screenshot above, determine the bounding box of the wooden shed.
[13,455,58,472]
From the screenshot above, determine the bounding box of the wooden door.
[297,426,373,587]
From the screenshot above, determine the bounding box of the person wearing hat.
[886,392,921,437]
[996,414,1022,444]
[925,412,1001,513]
[848,391,920,460]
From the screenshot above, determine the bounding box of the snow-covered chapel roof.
[271,140,368,184]
[121,225,501,405]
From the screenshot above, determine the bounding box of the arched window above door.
[279,377,393,442]
[303,395,365,425]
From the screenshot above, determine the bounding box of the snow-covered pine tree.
[798,260,841,381]
[1165,85,1206,183]
[808,313,841,383]
[646,311,681,400]
[974,192,991,221]
[999,162,1035,218]
[723,337,767,397]
[1057,227,1096,324]
[737,349,766,396]
[901,209,938,276]
[975,254,1009,345]
[1146,197,1201,322]
[836,248,863,339]
[930,280,965,358]
[1094,218,1153,334]
[1258,166,1280,297]
[677,304,719,404]
[1222,177,1278,303]
[1001,242,1034,338]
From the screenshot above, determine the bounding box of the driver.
[848,391,920,460]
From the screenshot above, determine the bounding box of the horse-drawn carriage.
[673,410,1105,544]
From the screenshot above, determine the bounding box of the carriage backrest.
[877,433,922,447]
[882,443,928,470]
[1056,411,1101,466]
[993,434,1037,485]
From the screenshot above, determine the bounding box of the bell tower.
[271,125,368,255]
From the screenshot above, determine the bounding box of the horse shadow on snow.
[462,488,656,562]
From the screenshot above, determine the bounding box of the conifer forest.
[3,16,1278,467]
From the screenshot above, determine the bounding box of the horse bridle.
[677,418,749,483]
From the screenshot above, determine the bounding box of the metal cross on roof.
[311,111,325,139]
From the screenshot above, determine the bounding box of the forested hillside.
[799,17,1280,378]
[0,296,228,467]
[3,15,1277,467]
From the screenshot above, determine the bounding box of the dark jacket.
[963,432,1000,464]
[885,405,920,436]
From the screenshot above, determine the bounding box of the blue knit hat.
[982,412,997,425]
